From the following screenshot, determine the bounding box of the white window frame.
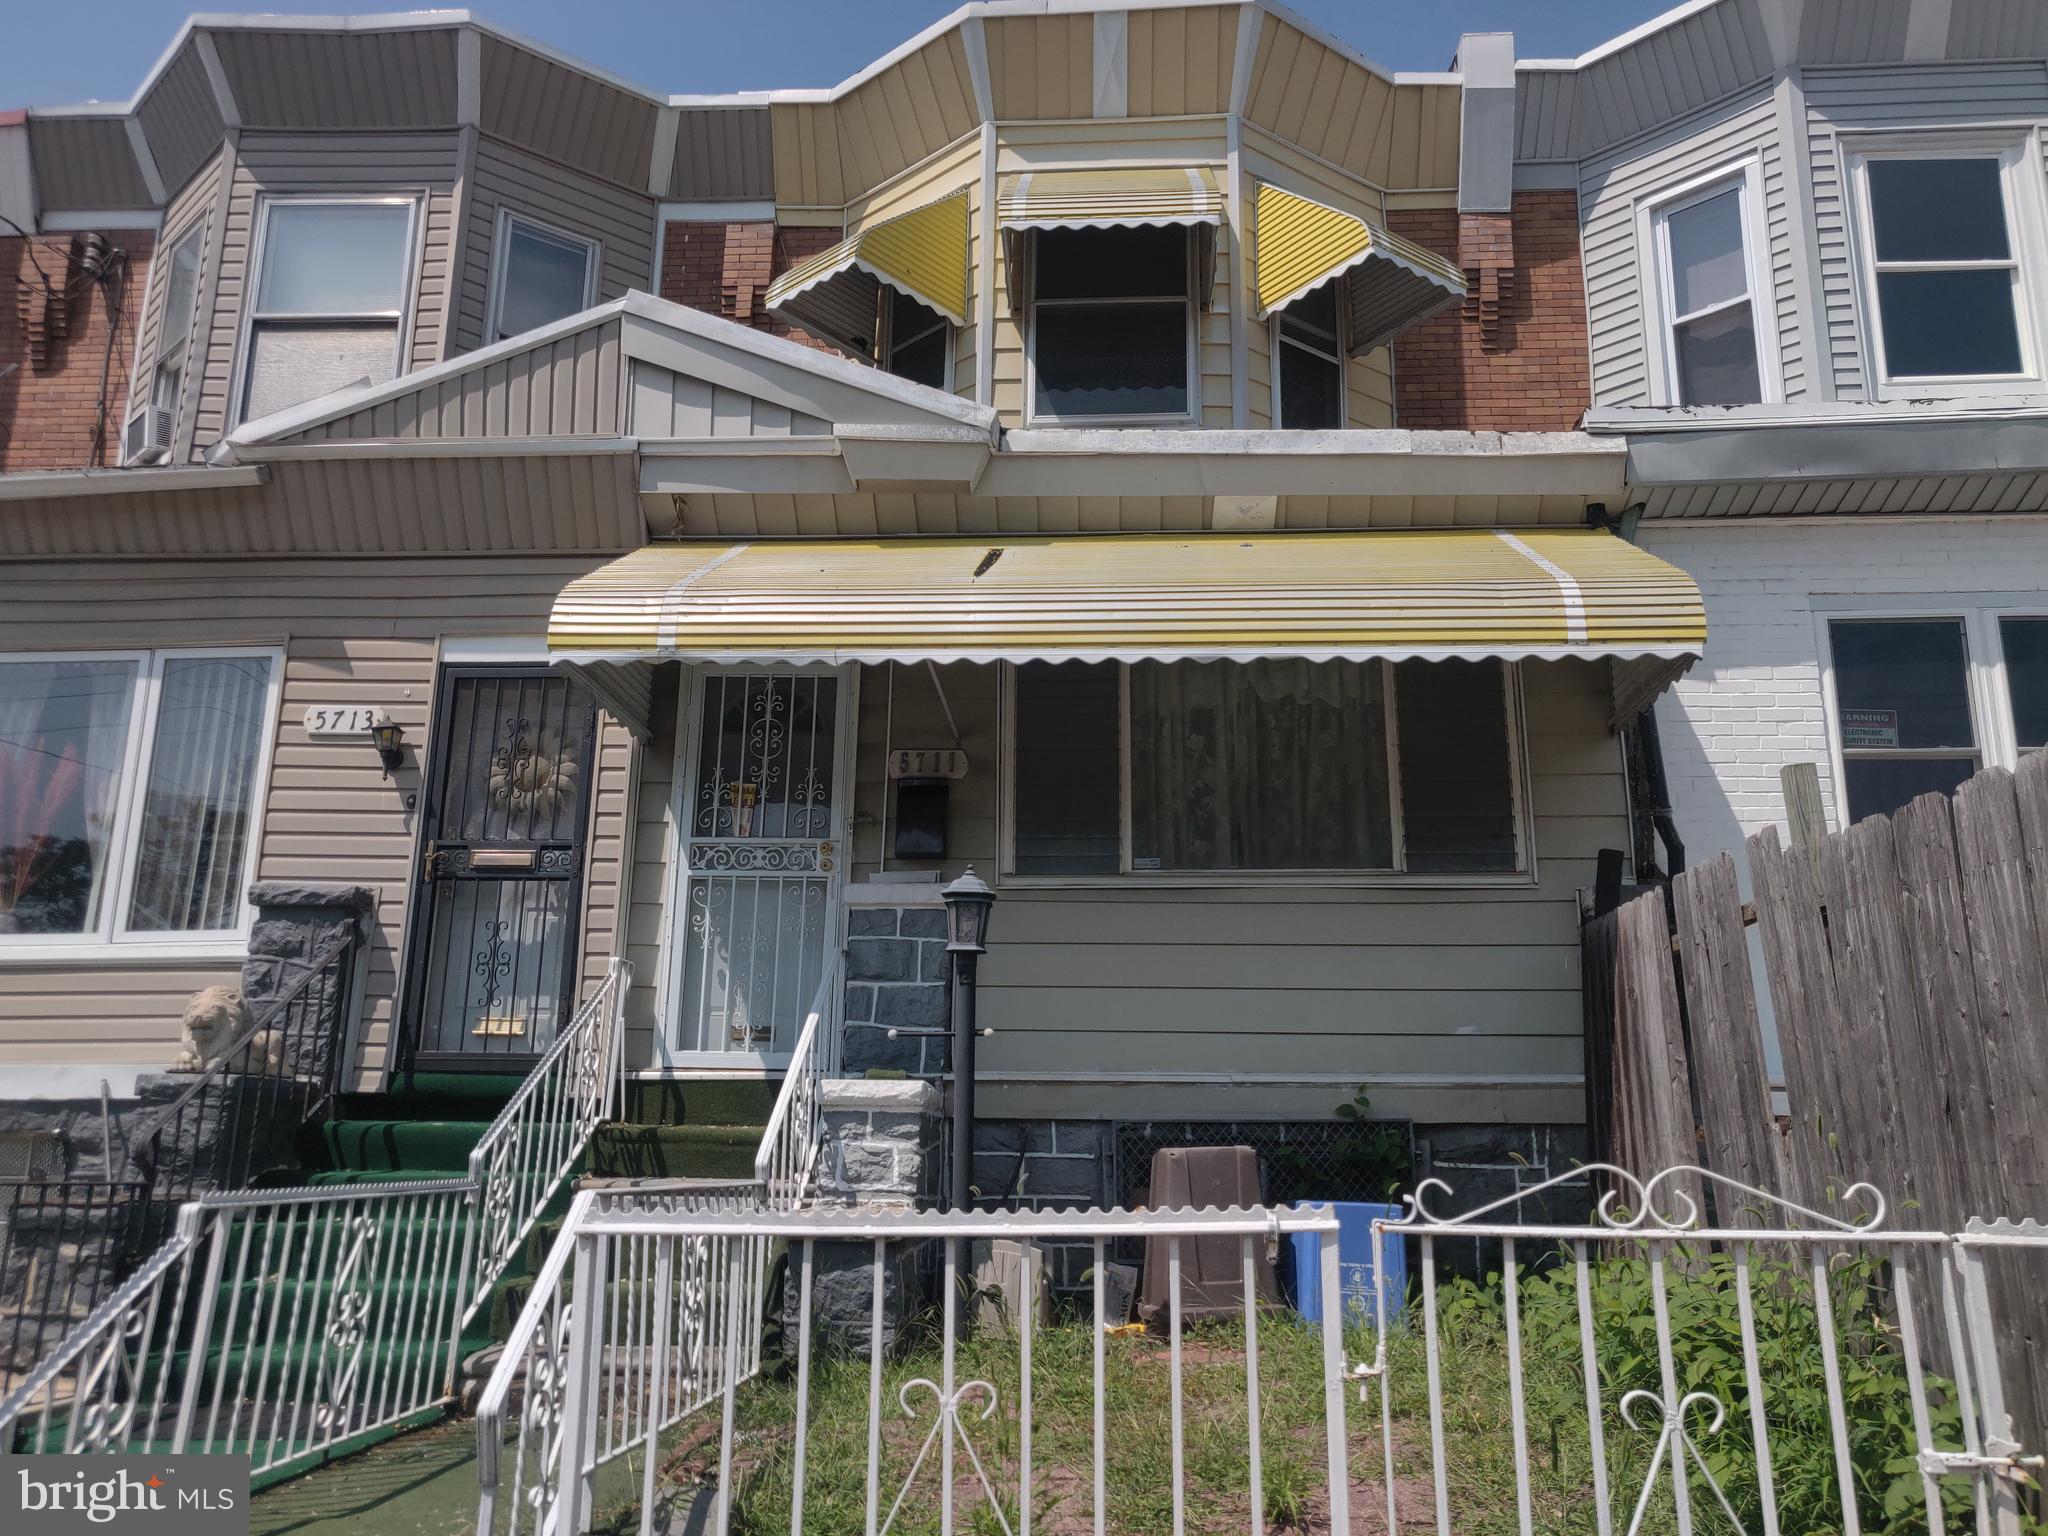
[125,223,204,463]
[230,193,422,428]
[484,208,601,346]
[1271,279,1348,430]
[1023,225,1200,427]
[1638,158,1779,408]
[1843,130,2048,397]
[879,285,954,392]
[995,658,1534,889]
[0,646,285,963]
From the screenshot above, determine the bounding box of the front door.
[405,666,598,1069]
[671,668,850,1066]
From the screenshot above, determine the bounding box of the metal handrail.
[752,954,843,1209]
[474,1187,591,1505]
[463,957,631,1314]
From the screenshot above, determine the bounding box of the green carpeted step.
[588,1122,762,1180]
[617,1077,779,1128]
[310,1119,495,1174]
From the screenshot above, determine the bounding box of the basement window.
[1004,658,1523,880]
[1027,224,1193,422]
[488,212,599,343]
[237,197,416,424]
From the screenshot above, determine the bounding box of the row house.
[0,3,1714,1207]
[1514,0,2048,882]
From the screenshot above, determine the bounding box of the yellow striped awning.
[996,167,1226,231]
[548,529,1704,673]
[763,190,970,355]
[1254,183,1466,349]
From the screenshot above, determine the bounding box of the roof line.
[1510,0,1737,73]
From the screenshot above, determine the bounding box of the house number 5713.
[304,705,389,737]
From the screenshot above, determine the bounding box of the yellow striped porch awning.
[763,190,970,355]
[1254,183,1466,351]
[549,529,1704,679]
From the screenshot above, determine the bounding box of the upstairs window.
[239,198,415,423]
[883,289,949,390]
[1028,224,1192,422]
[1649,170,1766,406]
[1006,658,1522,879]
[488,212,598,343]
[1853,151,2029,382]
[126,227,201,461]
[1274,280,1343,429]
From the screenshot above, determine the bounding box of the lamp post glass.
[942,867,995,952]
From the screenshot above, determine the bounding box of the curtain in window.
[0,660,137,934]
[125,656,270,933]
[1129,659,1392,870]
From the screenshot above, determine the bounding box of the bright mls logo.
[6,1456,249,1536]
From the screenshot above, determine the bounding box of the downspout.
[1592,501,1685,879]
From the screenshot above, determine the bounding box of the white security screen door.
[670,668,850,1064]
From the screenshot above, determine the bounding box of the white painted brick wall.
[1638,517,2048,891]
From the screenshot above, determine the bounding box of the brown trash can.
[1138,1145,1281,1323]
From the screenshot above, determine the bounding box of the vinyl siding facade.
[0,556,635,1089]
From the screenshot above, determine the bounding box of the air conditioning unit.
[123,407,173,465]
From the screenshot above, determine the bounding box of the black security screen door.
[404,666,598,1068]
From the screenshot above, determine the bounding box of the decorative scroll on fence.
[1587,750,2048,1457]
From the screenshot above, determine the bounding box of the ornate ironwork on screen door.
[411,670,598,1063]
[678,673,839,1058]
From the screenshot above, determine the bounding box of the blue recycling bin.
[1288,1202,1409,1325]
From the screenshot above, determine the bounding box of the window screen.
[1011,663,1122,874]
[1031,225,1190,419]
[1395,659,1520,872]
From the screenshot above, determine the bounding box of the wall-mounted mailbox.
[893,778,949,859]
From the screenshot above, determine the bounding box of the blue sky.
[3,1,1672,109]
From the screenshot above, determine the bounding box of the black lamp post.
[941,867,995,1214]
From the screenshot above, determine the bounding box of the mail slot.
[469,849,538,870]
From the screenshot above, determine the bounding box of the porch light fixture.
[370,718,407,775]
[941,866,995,953]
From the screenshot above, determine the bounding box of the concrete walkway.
[250,1419,488,1536]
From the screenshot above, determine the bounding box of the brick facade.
[1638,517,2048,885]
[0,229,151,471]
[1389,191,1589,433]
[658,220,843,352]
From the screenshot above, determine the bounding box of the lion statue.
[172,985,290,1076]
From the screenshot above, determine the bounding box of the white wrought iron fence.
[753,957,843,1212]
[476,1180,770,1536]
[0,959,632,1478]
[474,1166,2048,1536]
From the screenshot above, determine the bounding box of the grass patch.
[613,1245,2013,1536]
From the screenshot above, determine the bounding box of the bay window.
[1006,658,1523,878]
[488,212,598,343]
[883,289,950,390]
[1028,224,1193,421]
[0,650,280,950]
[1648,167,1768,406]
[1852,150,2030,383]
[238,197,416,423]
[1274,281,1344,429]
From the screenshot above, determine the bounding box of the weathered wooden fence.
[1586,751,2048,1452]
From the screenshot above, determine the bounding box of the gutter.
[0,464,267,500]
